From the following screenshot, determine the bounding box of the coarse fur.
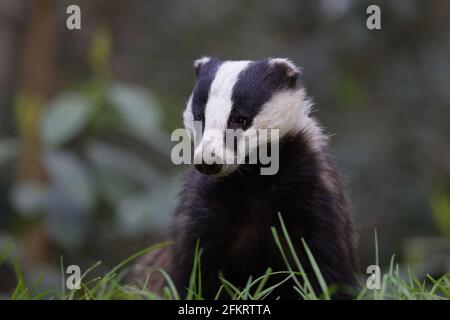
[132,57,358,299]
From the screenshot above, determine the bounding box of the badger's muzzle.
[194,163,222,175]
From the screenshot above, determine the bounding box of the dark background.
[0,0,449,294]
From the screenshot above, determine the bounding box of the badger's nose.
[195,163,222,175]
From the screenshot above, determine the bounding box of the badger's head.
[184,57,318,176]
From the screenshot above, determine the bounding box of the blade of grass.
[301,238,330,300]
[218,275,241,299]
[256,274,293,300]
[214,284,225,300]
[187,240,202,300]
[275,212,317,299]
[159,268,180,300]
[253,268,272,298]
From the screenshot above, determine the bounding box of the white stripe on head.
[204,60,251,133]
[195,61,251,165]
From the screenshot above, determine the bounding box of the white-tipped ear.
[193,56,211,76]
[269,58,301,77]
[269,58,301,88]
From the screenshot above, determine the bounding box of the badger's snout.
[193,133,228,175]
[195,163,222,175]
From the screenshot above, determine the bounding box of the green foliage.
[1,2,449,298]
[1,215,448,300]
[89,25,111,80]
[41,93,93,148]
[430,191,450,239]
[0,138,19,166]
[332,72,367,110]
[0,24,175,246]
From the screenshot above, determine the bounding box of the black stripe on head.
[229,59,299,130]
[191,58,222,124]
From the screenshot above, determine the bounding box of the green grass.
[1,213,449,300]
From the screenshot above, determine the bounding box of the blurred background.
[0,0,449,294]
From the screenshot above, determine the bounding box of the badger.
[133,57,358,299]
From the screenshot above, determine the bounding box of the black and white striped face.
[184,57,314,176]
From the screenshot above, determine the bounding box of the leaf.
[43,151,94,247]
[89,26,111,74]
[44,151,94,209]
[107,83,161,138]
[10,182,49,216]
[430,191,450,238]
[0,138,19,166]
[0,242,14,266]
[41,93,93,147]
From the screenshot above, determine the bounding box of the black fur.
[191,58,222,126]
[229,59,298,129]
[136,58,358,299]
[170,131,358,299]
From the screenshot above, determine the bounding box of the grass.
[1,213,449,300]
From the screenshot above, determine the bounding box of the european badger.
[133,57,358,299]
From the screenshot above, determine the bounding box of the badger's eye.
[234,116,247,126]
[195,113,205,122]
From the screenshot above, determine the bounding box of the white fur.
[185,58,328,176]
[193,56,211,70]
[195,61,251,170]
[204,60,251,133]
[250,88,327,152]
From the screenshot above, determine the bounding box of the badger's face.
[184,57,311,176]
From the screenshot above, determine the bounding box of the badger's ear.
[193,56,212,77]
[269,58,301,88]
